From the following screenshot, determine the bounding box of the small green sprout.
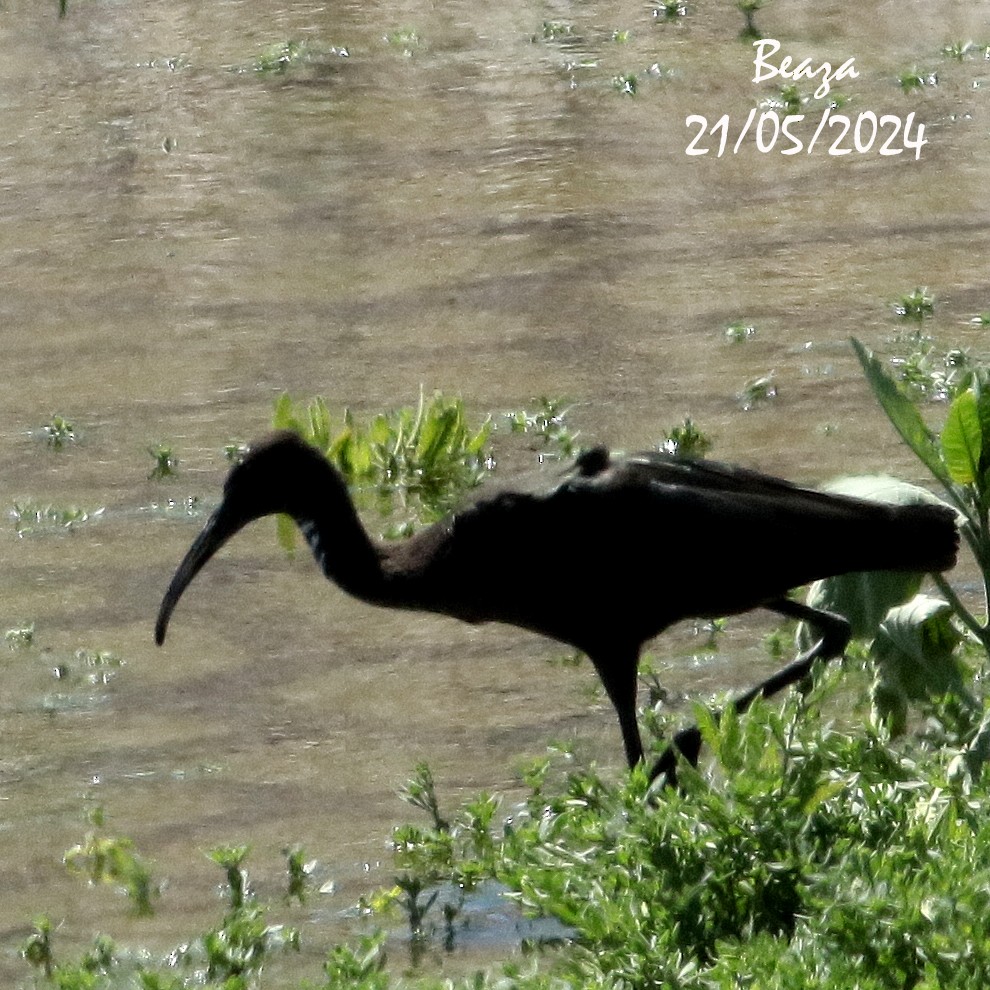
[43,415,76,449]
[64,812,157,916]
[208,844,252,910]
[725,321,757,342]
[505,396,578,458]
[654,0,688,20]
[283,845,315,905]
[942,41,978,62]
[738,373,778,410]
[898,68,937,92]
[246,39,348,75]
[10,502,100,536]
[659,417,713,458]
[539,21,575,41]
[5,622,35,648]
[21,916,55,979]
[399,763,449,832]
[224,441,249,464]
[893,287,935,321]
[386,27,419,51]
[255,39,304,72]
[147,443,178,480]
[737,0,763,40]
[613,72,638,95]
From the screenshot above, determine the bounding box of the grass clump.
[272,390,493,542]
[10,501,102,536]
[245,39,349,75]
[893,286,935,321]
[64,807,158,917]
[147,443,178,480]
[43,414,76,449]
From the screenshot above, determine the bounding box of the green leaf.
[870,594,967,735]
[272,392,297,433]
[801,476,956,642]
[941,389,982,484]
[850,338,950,486]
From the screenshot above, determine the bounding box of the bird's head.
[154,431,343,645]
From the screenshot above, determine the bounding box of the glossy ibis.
[155,432,958,782]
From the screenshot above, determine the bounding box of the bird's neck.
[293,497,391,605]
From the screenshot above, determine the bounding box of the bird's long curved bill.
[155,504,246,646]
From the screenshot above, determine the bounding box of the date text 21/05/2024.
[685,39,927,160]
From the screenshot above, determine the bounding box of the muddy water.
[1,0,989,980]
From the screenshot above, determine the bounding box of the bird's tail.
[857,500,958,574]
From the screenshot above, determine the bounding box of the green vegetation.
[852,337,990,662]
[898,68,938,93]
[653,0,688,22]
[737,0,765,40]
[64,808,158,917]
[893,286,935,321]
[658,417,712,458]
[245,39,349,75]
[44,415,77,450]
[504,396,580,458]
[537,21,576,42]
[147,443,178,480]
[5,621,35,648]
[738,372,778,410]
[272,390,493,542]
[270,391,589,545]
[724,321,756,343]
[22,659,990,988]
[612,72,638,95]
[10,501,102,536]
[385,28,420,56]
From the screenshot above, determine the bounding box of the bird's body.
[156,432,958,778]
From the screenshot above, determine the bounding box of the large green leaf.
[850,338,950,487]
[801,475,957,643]
[870,594,965,736]
[941,388,982,484]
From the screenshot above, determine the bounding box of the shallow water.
[1,0,989,981]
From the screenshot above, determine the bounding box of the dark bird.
[155,432,958,782]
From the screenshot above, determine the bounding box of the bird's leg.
[730,598,851,716]
[648,599,851,788]
[591,653,645,769]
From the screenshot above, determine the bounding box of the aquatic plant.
[725,321,757,342]
[148,443,178,480]
[738,372,778,410]
[893,286,935,321]
[653,0,688,21]
[246,39,349,75]
[64,808,157,916]
[10,501,102,536]
[504,395,578,458]
[737,0,764,40]
[272,390,493,544]
[43,414,76,449]
[658,417,712,458]
[612,72,637,95]
[898,68,938,92]
[5,622,35,648]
